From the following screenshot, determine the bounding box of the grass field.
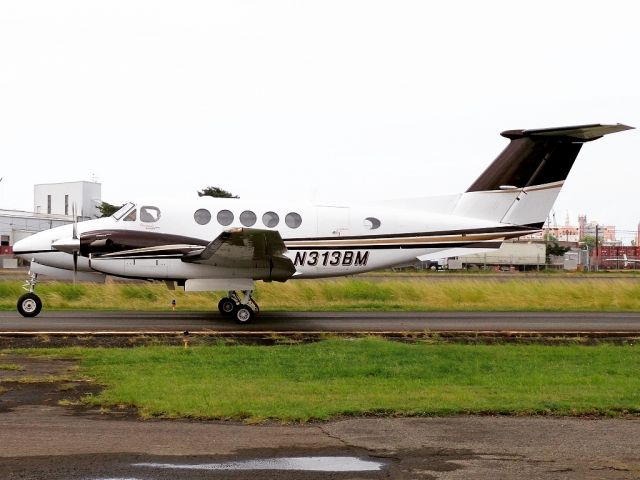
[24,339,640,422]
[1,277,640,311]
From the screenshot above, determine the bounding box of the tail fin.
[454,123,633,226]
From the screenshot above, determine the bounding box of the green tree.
[198,186,238,198]
[546,242,570,257]
[96,201,123,218]
[546,241,570,264]
[581,235,597,249]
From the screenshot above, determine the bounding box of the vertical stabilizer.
[453,124,633,226]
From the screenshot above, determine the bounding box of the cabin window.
[217,209,234,226]
[240,210,257,227]
[285,212,302,229]
[262,211,279,228]
[140,206,161,223]
[363,217,381,230]
[123,209,137,222]
[194,208,211,225]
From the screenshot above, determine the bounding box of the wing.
[182,227,296,282]
[92,228,296,282]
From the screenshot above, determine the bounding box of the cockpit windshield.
[112,202,136,220]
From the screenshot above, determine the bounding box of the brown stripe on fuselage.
[79,226,539,256]
[284,232,514,248]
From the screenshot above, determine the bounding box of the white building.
[1,209,73,244]
[34,181,101,220]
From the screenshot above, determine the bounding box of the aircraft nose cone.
[51,237,80,253]
[12,235,44,256]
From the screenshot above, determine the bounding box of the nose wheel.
[218,290,259,324]
[17,271,42,318]
[17,292,42,318]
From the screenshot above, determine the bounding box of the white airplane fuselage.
[16,198,514,281]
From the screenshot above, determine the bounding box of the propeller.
[50,203,81,283]
[72,203,78,284]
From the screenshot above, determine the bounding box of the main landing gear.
[218,290,259,324]
[17,272,42,318]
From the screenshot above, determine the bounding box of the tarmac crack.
[590,465,631,472]
[314,424,393,457]
[315,424,358,448]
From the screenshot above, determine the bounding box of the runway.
[1,310,640,333]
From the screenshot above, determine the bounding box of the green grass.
[56,339,640,421]
[0,363,25,371]
[1,277,640,311]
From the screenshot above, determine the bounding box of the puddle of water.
[134,456,385,472]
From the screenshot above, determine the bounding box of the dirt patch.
[0,353,101,414]
[0,354,76,379]
[0,381,99,412]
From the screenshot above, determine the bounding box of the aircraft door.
[316,206,350,237]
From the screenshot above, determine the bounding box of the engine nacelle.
[89,256,287,281]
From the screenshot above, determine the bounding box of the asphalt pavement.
[1,406,638,479]
[1,310,640,332]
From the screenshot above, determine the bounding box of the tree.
[546,242,570,257]
[197,186,238,198]
[546,241,570,264]
[96,201,123,218]
[581,235,597,250]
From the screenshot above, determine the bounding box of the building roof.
[0,209,73,221]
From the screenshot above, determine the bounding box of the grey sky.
[1,1,638,239]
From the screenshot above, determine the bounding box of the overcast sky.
[1,1,638,239]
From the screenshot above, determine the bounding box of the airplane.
[12,123,633,323]
[604,253,640,268]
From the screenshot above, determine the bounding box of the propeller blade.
[72,203,78,240]
[73,251,78,284]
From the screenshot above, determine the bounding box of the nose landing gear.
[17,272,42,318]
[218,290,259,324]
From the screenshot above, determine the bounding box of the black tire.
[17,293,42,318]
[233,304,254,324]
[218,297,236,316]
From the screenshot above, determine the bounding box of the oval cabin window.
[285,212,302,229]
[240,210,257,227]
[194,209,211,225]
[262,211,279,228]
[217,210,234,226]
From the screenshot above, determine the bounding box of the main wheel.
[233,304,254,324]
[17,293,42,318]
[218,297,236,316]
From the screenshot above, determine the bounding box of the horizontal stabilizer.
[501,123,633,142]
